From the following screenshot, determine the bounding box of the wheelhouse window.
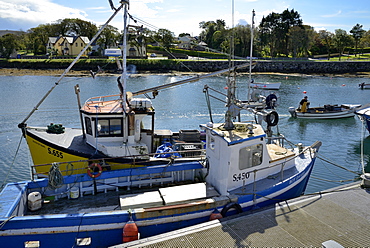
[239,144,263,170]
[95,118,122,137]
[85,117,92,135]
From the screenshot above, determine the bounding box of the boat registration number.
[48,148,64,159]
[232,172,250,182]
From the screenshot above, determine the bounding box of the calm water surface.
[1,72,369,193]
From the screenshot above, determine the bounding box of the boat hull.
[355,105,370,133]
[24,127,204,176]
[25,129,151,176]
[289,104,360,119]
[0,154,317,248]
[250,82,281,90]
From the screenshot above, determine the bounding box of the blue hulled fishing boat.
[0,1,321,247]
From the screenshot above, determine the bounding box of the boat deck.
[113,182,370,248]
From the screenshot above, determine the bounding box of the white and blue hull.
[355,105,370,134]
[0,156,316,248]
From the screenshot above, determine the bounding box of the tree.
[199,19,226,50]
[333,29,353,61]
[0,33,18,58]
[280,9,303,55]
[350,23,365,57]
[288,26,309,57]
[27,24,55,55]
[259,9,303,57]
[153,29,175,50]
[259,12,281,57]
[57,18,98,39]
[359,30,370,54]
[232,24,252,57]
[96,25,120,54]
[318,30,334,60]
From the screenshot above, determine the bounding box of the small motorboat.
[359,82,370,89]
[355,104,370,134]
[250,81,281,90]
[289,104,361,119]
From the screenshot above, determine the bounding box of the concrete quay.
[113,182,370,247]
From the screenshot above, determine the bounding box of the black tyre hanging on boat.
[265,111,279,126]
[221,202,243,217]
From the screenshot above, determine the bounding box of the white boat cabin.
[201,122,295,195]
[80,94,156,158]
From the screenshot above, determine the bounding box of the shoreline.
[1,68,370,78]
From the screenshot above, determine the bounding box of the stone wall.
[178,60,370,73]
[1,59,370,73]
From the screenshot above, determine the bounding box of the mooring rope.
[0,215,16,230]
[317,153,361,176]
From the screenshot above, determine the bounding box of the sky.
[0,0,369,36]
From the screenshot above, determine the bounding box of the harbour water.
[0,72,369,193]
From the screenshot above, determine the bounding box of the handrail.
[31,149,207,168]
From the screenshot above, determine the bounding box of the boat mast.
[247,10,255,102]
[224,0,237,130]
[120,0,129,110]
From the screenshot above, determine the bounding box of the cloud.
[0,0,87,30]
[322,10,342,18]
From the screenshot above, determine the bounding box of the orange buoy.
[209,208,223,220]
[123,218,139,243]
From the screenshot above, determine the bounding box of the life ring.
[221,202,243,217]
[266,111,279,126]
[87,163,102,178]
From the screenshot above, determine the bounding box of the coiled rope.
[48,162,64,189]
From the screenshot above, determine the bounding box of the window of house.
[94,118,122,137]
[239,144,263,170]
[81,43,83,47]
[76,43,78,47]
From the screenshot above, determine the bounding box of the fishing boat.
[0,1,322,247]
[355,104,370,134]
[288,104,361,119]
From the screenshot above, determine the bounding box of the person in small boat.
[299,96,310,112]
[360,82,365,90]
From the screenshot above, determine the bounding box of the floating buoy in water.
[342,84,346,86]
[224,86,228,89]
[303,91,307,94]
[209,208,223,220]
[123,216,139,243]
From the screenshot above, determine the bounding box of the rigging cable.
[0,135,23,190]
[127,13,194,72]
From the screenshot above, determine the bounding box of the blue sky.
[0,0,369,36]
